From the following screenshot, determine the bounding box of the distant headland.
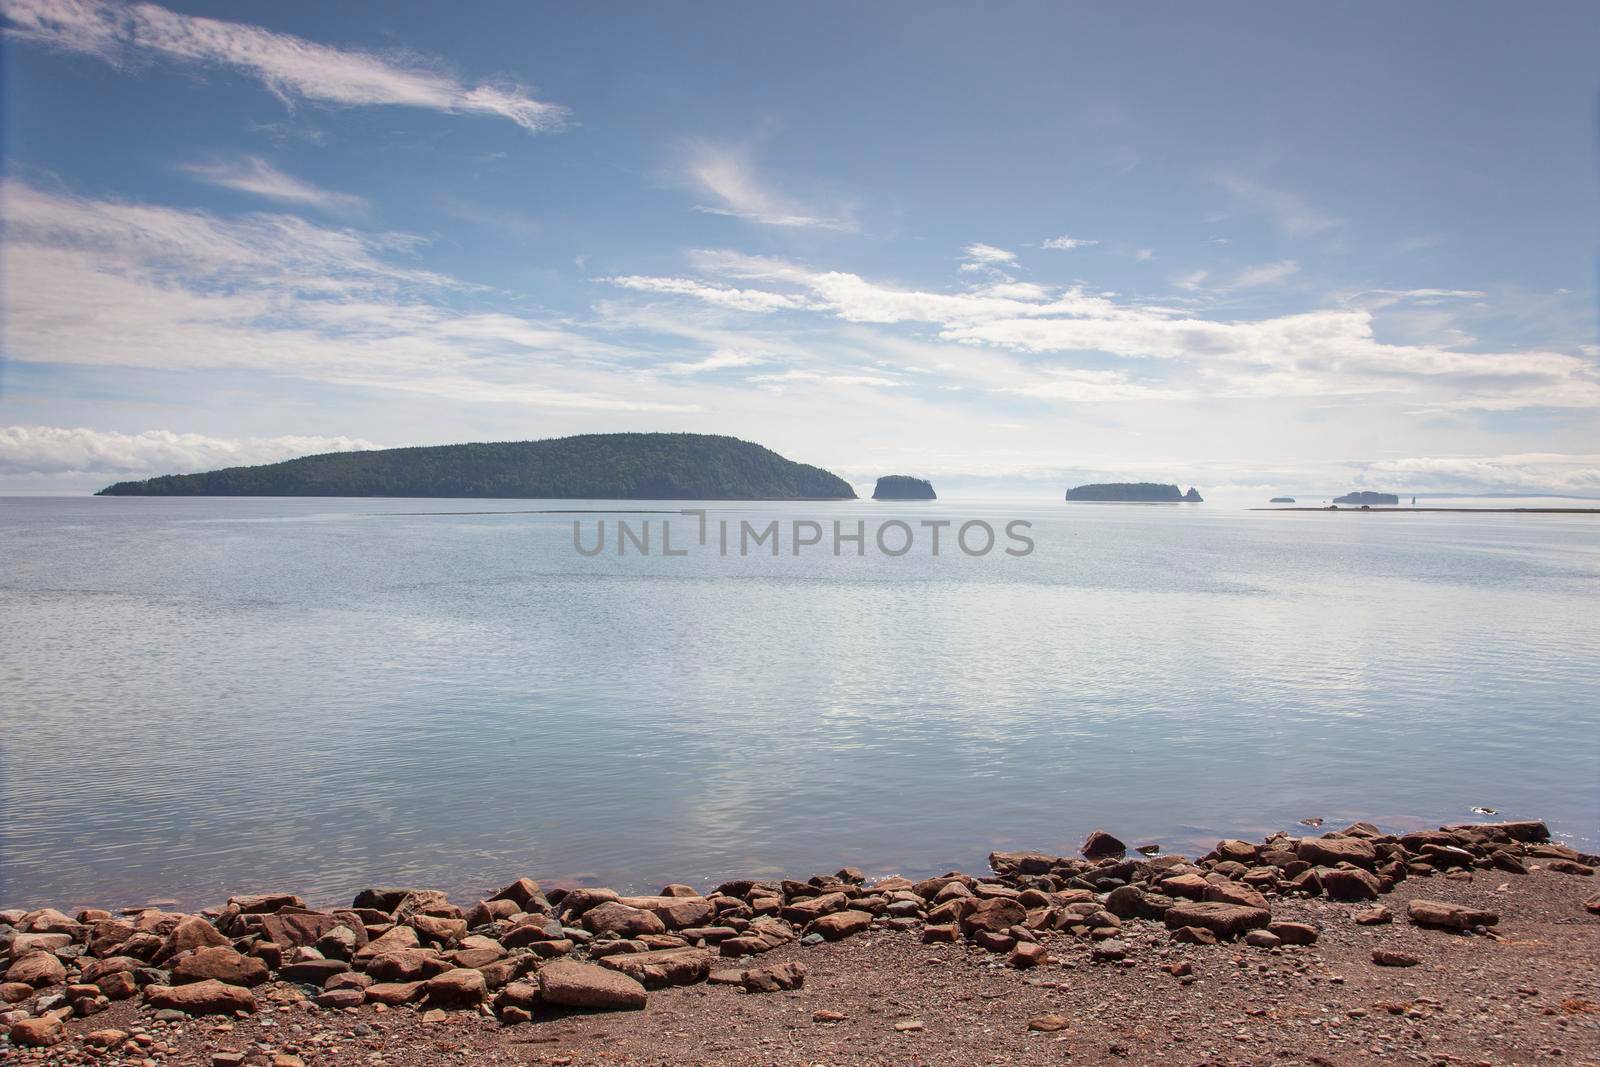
[96,433,857,500]
[1333,491,1400,506]
[872,475,936,500]
[1066,482,1203,502]
[1270,496,1296,504]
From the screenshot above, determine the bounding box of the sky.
[2,1,1598,499]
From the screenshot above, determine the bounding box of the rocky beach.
[2,819,1597,1066]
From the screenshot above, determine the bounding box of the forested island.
[1333,491,1400,505]
[96,433,857,500]
[1065,482,1203,502]
[1270,496,1296,503]
[872,475,936,500]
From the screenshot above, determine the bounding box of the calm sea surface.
[2,496,1597,910]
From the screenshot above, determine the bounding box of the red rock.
[1,981,35,1002]
[960,897,1027,937]
[278,959,351,984]
[597,947,713,988]
[97,972,138,1000]
[1407,899,1498,930]
[410,915,467,946]
[87,920,136,957]
[1297,836,1377,868]
[809,909,873,942]
[423,968,487,1008]
[227,894,306,914]
[1081,830,1128,859]
[1215,839,1260,863]
[172,946,269,987]
[256,911,352,950]
[921,924,959,944]
[1372,949,1420,967]
[489,878,548,912]
[618,895,716,930]
[364,981,423,1005]
[1159,873,1210,900]
[1267,920,1319,945]
[741,962,807,992]
[1318,867,1380,901]
[494,980,540,1012]
[7,1015,65,1047]
[84,1028,128,1049]
[558,888,620,917]
[780,892,848,924]
[5,951,66,987]
[364,948,445,982]
[145,979,257,1015]
[1203,881,1269,910]
[538,960,647,1011]
[582,902,666,938]
[1162,902,1270,939]
[158,915,230,961]
[306,986,360,1010]
[1010,942,1048,968]
[1028,1014,1069,1032]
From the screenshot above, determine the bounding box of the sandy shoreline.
[4,819,1597,1065]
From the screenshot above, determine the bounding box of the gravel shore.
[4,820,1597,1066]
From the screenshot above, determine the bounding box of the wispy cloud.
[180,156,366,213]
[1230,259,1299,288]
[656,349,768,375]
[1214,174,1341,236]
[958,243,1017,276]
[605,275,814,313]
[0,425,378,477]
[1042,235,1098,250]
[0,180,691,413]
[0,0,567,131]
[683,142,855,231]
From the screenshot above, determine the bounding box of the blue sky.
[2,0,1597,497]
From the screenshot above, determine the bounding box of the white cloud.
[656,349,768,375]
[1174,269,1210,290]
[1356,453,1600,495]
[1214,174,1340,237]
[746,369,901,388]
[0,0,566,131]
[180,156,366,212]
[1042,235,1098,250]
[679,246,1600,411]
[683,142,855,231]
[0,425,377,477]
[1230,259,1299,288]
[960,243,1017,268]
[0,180,692,413]
[603,275,813,313]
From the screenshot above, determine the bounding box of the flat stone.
[742,961,807,992]
[1028,1014,1070,1032]
[1372,949,1420,967]
[582,902,666,938]
[1162,901,1270,939]
[597,948,713,988]
[144,979,257,1015]
[7,1015,66,1047]
[538,960,647,1011]
[171,947,269,988]
[1319,867,1381,902]
[1407,899,1498,930]
[1267,920,1319,945]
[363,981,423,1005]
[809,909,873,942]
[423,968,487,1008]
[1297,836,1377,868]
[313,987,365,1009]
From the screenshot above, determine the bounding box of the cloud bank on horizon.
[1,1,1596,496]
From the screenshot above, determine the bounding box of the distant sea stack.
[1333,491,1400,506]
[872,475,936,500]
[1270,497,1296,503]
[1065,482,1203,503]
[96,433,858,500]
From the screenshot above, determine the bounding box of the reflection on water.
[1,496,1597,908]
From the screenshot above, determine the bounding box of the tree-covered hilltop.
[872,475,936,500]
[1333,490,1400,505]
[1065,482,1203,502]
[97,433,858,500]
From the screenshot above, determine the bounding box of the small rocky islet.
[3,819,1597,1064]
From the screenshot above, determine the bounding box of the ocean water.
[1,495,1597,910]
